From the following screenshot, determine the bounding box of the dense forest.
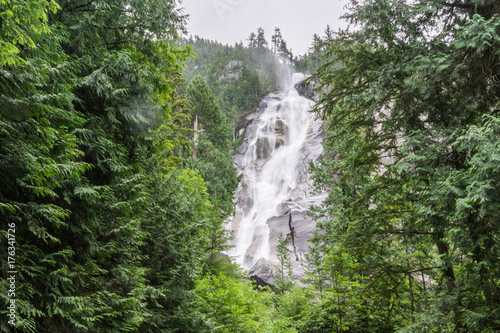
[1,0,500,332]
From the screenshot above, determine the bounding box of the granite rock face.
[266,211,318,284]
[226,60,243,70]
[219,60,243,81]
[233,93,286,141]
[247,212,321,287]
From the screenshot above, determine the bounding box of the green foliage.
[187,138,239,213]
[181,34,285,124]
[0,0,60,66]
[306,0,500,331]
[194,274,272,333]
[186,75,239,218]
[275,232,294,295]
[188,76,232,150]
[275,286,312,320]
[295,33,326,74]
[0,0,238,332]
[137,168,214,332]
[10,0,500,331]
[320,249,366,333]
[219,66,262,120]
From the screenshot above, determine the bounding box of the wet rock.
[275,138,285,148]
[267,92,285,101]
[241,196,254,214]
[266,211,318,283]
[236,181,254,214]
[275,119,286,136]
[274,119,288,148]
[277,202,291,215]
[255,137,272,159]
[230,210,243,231]
[248,258,275,288]
[294,80,316,100]
[244,225,268,267]
[234,112,256,140]
[257,100,268,111]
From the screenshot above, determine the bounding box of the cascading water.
[229,73,325,270]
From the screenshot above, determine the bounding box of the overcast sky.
[180,0,348,55]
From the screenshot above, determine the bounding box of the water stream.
[229,73,324,269]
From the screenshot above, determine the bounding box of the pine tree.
[321,248,365,333]
[311,34,322,70]
[303,232,327,300]
[278,39,293,64]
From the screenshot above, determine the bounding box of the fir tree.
[275,232,294,295]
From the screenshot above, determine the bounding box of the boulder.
[234,111,257,140]
[257,100,268,111]
[294,80,316,100]
[267,92,284,100]
[248,257,275,288]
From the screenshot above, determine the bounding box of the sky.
[180,0,348,56]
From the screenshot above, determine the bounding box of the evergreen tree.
[310,34,322,70]
[256,27,268,51]
[187,76,232,151]
[279,39,293,64]
[0,0,217,331]
[185,76,239,272]
[271,27,283,56]
[0,0,60,66]
[194,274,272,332]
[247,32,257,48]
[181,32,282,118]
[275,232,294,295]
[309,0,500,331]
[303,233,327,299]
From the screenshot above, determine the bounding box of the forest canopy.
[307,0,500,331]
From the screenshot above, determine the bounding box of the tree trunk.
[409,270,415,324]
[435,232,465,331]
[193,114,199,159]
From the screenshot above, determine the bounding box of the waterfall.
[229,73,325,270]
